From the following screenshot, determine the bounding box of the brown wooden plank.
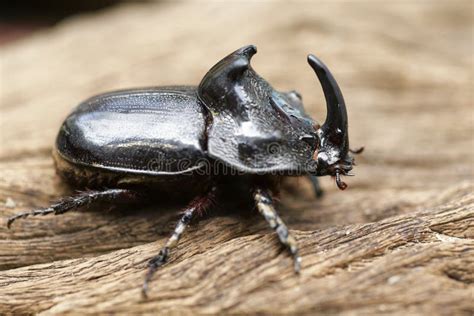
[0,1,472,314]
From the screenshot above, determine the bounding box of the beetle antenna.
[335,171,347,190]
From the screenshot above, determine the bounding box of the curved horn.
[307,54,349,156]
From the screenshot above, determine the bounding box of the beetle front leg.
[142,187,216,298]
[6,188,139,228]
[307,174,324,198]
[253,187,301,273]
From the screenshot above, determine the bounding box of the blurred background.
[0,1,472,313]
[0,1,126,44]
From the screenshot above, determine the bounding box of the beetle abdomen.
[56,86,208,177]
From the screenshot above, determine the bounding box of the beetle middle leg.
[253,187,301,273]
[6,188,139,228]
[142,186,216,298]
[307,174,324,198]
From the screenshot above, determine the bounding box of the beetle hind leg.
[6,188,139,228]
[253,187,301,273]
[142,187,216,298]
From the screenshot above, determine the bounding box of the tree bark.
[0,1,472,314]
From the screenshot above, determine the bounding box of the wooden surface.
[0,1,473,314]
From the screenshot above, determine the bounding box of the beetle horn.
[307,54,349,161]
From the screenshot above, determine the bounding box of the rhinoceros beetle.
[7,45,361,297]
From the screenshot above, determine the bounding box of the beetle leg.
[253,187,301,273]
[6,189,138,228]
[142,187,216,298]
[307,174,324,198]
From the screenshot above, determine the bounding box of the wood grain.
[0,1,472,314]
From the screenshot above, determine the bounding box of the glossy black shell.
[54,46,320,189]
[56,86,209,177]
[198,45,317,173]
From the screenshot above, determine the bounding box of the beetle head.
[307,54,353,190]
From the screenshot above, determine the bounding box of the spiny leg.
[7,188,139,228]
[308,174,324,198]
[253,187,301,273]
[142,187,216,298]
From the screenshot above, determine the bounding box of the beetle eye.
[300,134,317,148]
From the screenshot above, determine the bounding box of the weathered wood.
[0,1,472,314]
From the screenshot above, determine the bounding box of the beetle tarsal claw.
[142,247,169,299]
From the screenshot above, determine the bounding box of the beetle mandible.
[7,45,362,297]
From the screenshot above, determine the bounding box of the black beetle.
[7,45,361,297]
